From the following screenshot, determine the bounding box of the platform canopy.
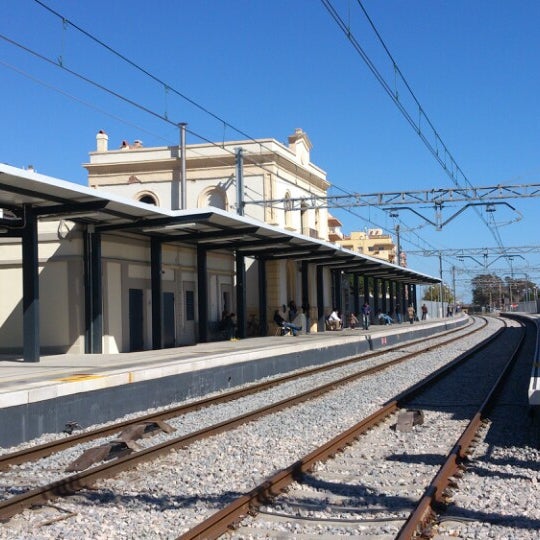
[0,163,439,285]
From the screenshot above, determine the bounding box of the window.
[138,193,158,205]
[185,290,195,321]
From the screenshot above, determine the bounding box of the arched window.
[137,192,159,206]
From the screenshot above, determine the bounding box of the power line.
[0,31,318,200]
[19,0,502,280]
[0,58,173,146]
[30,0,429,236]
[320,0,511,257]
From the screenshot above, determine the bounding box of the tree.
[471,274,503,307]
[422,284,454,303]
[503,276,538,305]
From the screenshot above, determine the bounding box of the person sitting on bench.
[377,311,394,325]
[327,308,342,330]
[273,310,302,336]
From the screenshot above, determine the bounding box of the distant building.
[327,214,344,243]
[328,213,398,265]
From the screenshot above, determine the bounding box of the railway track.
[178,317,526,539]
[0,317,479,473]
[0,316,503,535]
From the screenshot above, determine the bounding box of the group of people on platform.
[224,300,430,341]
[327,302,423,331]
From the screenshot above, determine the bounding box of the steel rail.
[0,317,477,471]
[396,320,527,539]
[0,318,485,523]
[175,320,509,540]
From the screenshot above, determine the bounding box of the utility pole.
[438,252,444,317]
[452,265,456,305]
[179,122,187,210]
[395,223,401,266]
[235,147,244,216]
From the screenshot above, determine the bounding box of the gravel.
[1,316,533,539]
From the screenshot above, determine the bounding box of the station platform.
[0,315,468,448]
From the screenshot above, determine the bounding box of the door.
[129,288,144,351]
[163,292,175,348]
[178,281,196,345]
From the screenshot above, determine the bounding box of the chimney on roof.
[96,130,108,152]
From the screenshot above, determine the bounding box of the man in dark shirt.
[274,310,302,336]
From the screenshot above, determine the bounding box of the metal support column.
[235,251,246,339]
[363,275,370,305]
[373,278,380,316]
[257,257,267,336]
[389,281,395,317]
[84,226,102,354]
[407,283,413,310]
[381,279,387,314]
[332,270,342,311]
[353,273,360,316]
[316,265,325,331]
[22,207,39,362]
[197,246,209,342]
[412,284,418,314]
[301,260,310,333]
[151,238,162,350]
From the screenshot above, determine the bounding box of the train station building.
[0,129,440,362]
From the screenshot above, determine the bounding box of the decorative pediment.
[288,128,312,165]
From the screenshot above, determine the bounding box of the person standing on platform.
[223,312,237,340]
[361,302,371,330]
[349,312,359,329]
[407,305,415,324]
[421,303,428,320]
[395,303,402,323]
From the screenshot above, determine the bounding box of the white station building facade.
[0,129,440,362]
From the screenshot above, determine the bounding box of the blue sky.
[1,0,539,302]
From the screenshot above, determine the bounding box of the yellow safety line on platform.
[56,374,103,382]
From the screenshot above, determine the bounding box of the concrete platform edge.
[0,317,467,448]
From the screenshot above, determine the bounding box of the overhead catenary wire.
[0,58,173,147]
[0,30,322,202]
[28,0,417,222]
[0,32,449,274]
[11,1,475,292]
[320,0,512,260]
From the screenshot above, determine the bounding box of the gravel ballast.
[1,316,535,539]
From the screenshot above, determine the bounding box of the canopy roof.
[0,164,439,285]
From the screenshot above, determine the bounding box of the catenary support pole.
[235,147,244,216]
[180,122,187,210]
